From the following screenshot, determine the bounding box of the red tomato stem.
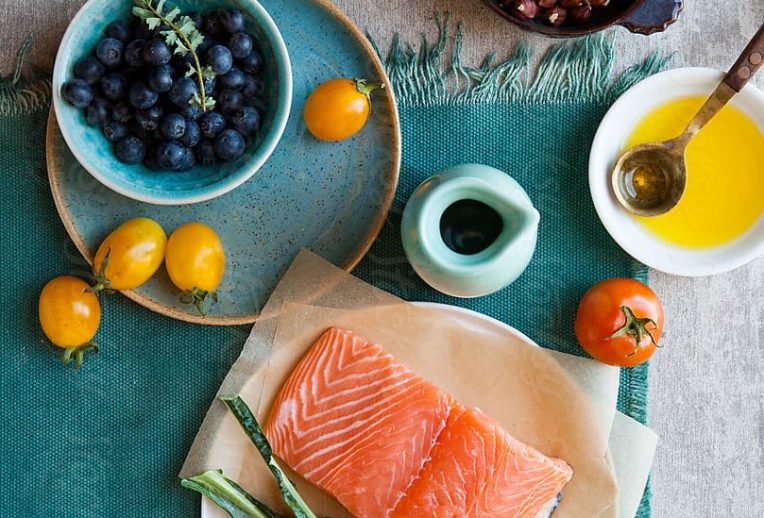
[606,305,659,356]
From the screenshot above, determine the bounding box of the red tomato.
[574,278,664,367]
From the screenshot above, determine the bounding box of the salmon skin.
[265,328,574,518]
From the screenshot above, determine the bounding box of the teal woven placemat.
[355,24,669,518]
[0,28,664,517]
[0,42,248,517]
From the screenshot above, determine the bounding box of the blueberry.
[115,136,145,164]
[96,37,123,67]
[85,97,112,127]
[215,129,245,161]
[199,111,226,138]
[105,20,132,42]
[103,120,129,142]
[128,121,151,140]
[231,106,260,135]
[169,76,198,107]
[135,104,164,131]
[134,21,155,40]
[160,113,186,140]
[128,81,158,109]
[220,67,245,90]
[62,79,93,108]
[179,103,203,121]
[202,13,223,37]
[219,9,245,34]
[237,50,262,75]
[241,75,265,99]
[142,38,171,66]
[112,101,133,123]
[206,45,233,75]
[73,56,105,84]
[124,39,145,67]
[217,88,244,115]
[227,32,253,60]
[196,138,217,165]
[101,72,128,101]
[148,64,174,93]
[181,120,201,147]
[156,141,186,170]
[178,147,197,171]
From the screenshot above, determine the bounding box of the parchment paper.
[181,250,656,518]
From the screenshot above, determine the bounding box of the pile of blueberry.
[61,9,266,171]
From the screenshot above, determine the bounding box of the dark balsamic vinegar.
[439,200,503,255]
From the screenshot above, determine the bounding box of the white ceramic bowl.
[589,67,764,276]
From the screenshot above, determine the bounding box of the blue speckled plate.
[47,0,400,325]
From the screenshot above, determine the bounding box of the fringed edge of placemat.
[370,15,673,107]
[0,34,52,117]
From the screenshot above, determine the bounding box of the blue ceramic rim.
[416,176,538,276]
[52,0,293,206]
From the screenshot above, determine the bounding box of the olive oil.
[627,96,764,248]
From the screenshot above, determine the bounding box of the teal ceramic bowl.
[52,0,292,205]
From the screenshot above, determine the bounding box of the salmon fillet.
[265,328,452,517]
[390,405,574,517]
[265,328,573,518]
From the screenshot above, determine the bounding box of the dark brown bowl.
[482,0,683,38]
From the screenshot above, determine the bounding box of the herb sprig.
[132,0,216,111]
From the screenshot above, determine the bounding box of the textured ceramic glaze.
[48,0,400,325]
[401,164,539,298]
[52,0,292,205]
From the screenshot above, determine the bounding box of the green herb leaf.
[156,0,166,15]
[185,62,196,78]
[132,6,153,19]
[174,40,190,55]
[181,469,284,518]
[162,30,178,46]
[221,397,320,518]
[202,65,217,80]
[205,97,217,110]
[178,18,196,37]
[188,31,206,52]
[146,17,162,30]
[165,7,180,23]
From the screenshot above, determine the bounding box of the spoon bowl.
[610,21,764,217]
[611,141,687,217]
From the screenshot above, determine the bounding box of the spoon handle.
[724,21,764,92]
[680,22,764,142]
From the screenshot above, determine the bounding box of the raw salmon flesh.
[265,328,574,518]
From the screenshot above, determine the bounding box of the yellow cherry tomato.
[304,78,383,141]
[38,276,101,369]
[165,222,225,315]
[93,217,167,291]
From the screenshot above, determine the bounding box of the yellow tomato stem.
[61,343,99,370]
[354,78,384,116]
[89,248,112,293]
[179,287,218,316]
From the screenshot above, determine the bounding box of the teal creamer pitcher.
[401,164,540,298]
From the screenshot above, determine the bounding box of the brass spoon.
[612,22,764,217]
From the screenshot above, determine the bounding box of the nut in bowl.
[52,0,292,205]
[589,67,764,276]
[483,0,683,37]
